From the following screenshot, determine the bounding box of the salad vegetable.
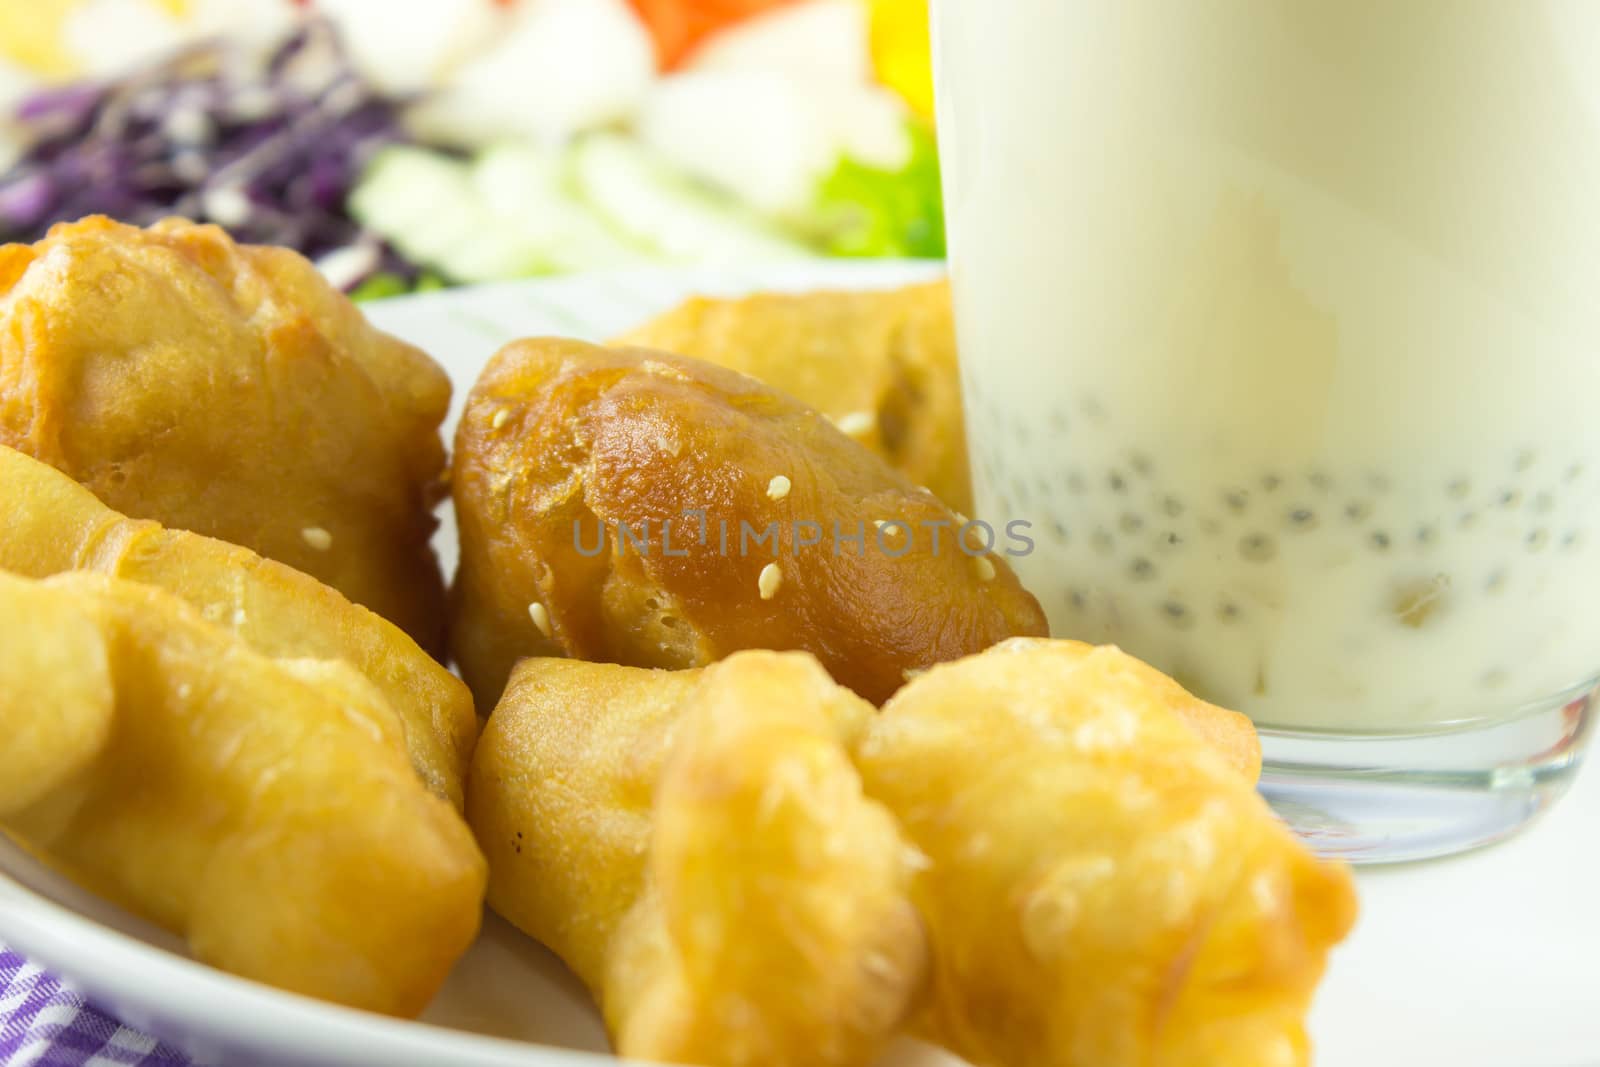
[347,146,522,285]
[0,19,416,289]
[352,133,810,285]
[350,140,665,284]
[813,117,943,258]
[472,142,648,272]
[685,0,871,85]
[571,133,810,264]
[0,0,946,297]
[635,70,843,219]
[625,0,801,69]
[867,0,933,119]
[405,0,656,149]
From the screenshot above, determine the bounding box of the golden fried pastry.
[855,639,1357,1067]
[0,570,486,1017]
[1105,642,1263,781]
[0,576,113,816]
[614,281,972,514]
[468,652,928,1067]
[0,444,476,807]
[0,216,451,649]
[452,339,1046,708]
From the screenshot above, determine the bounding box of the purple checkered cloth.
[1,946,188,1066]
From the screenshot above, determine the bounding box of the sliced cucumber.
[472,142,649,272]
[348,146,481,267]
[352,137,807,282]
[351,144,547,284]
[571,134,813,265]
[435,229,549,285]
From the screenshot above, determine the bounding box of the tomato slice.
[625,0,801,69]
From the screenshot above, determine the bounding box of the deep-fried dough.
[468,652,927,1066]
[0,216,451,649]
[0,576,113,816]
[0,570,486,1017]
[855,639,1357,1067]
[1086,639,1263,781]
[0,447,473,806]
[614,281,971,514]
[0,444,476,807]
[451,339,1046,708]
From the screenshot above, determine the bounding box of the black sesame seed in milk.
[967,393,1600,731]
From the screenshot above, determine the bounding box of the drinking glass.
[932,0,1600,861]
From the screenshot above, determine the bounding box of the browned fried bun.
[450,338,1047,708]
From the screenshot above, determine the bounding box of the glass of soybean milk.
[933,0,1600,861]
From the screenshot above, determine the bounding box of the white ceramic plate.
[3,261,1598,1067]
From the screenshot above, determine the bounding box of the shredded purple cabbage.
[0,19,420,288]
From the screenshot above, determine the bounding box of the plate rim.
[0,864,611,1067]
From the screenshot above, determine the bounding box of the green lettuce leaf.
[813,119,945,259]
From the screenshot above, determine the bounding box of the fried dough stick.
[0,570,486,1017]
[855,639,1357,1067]
[468,652,928,1067]
[0,444,476,807]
